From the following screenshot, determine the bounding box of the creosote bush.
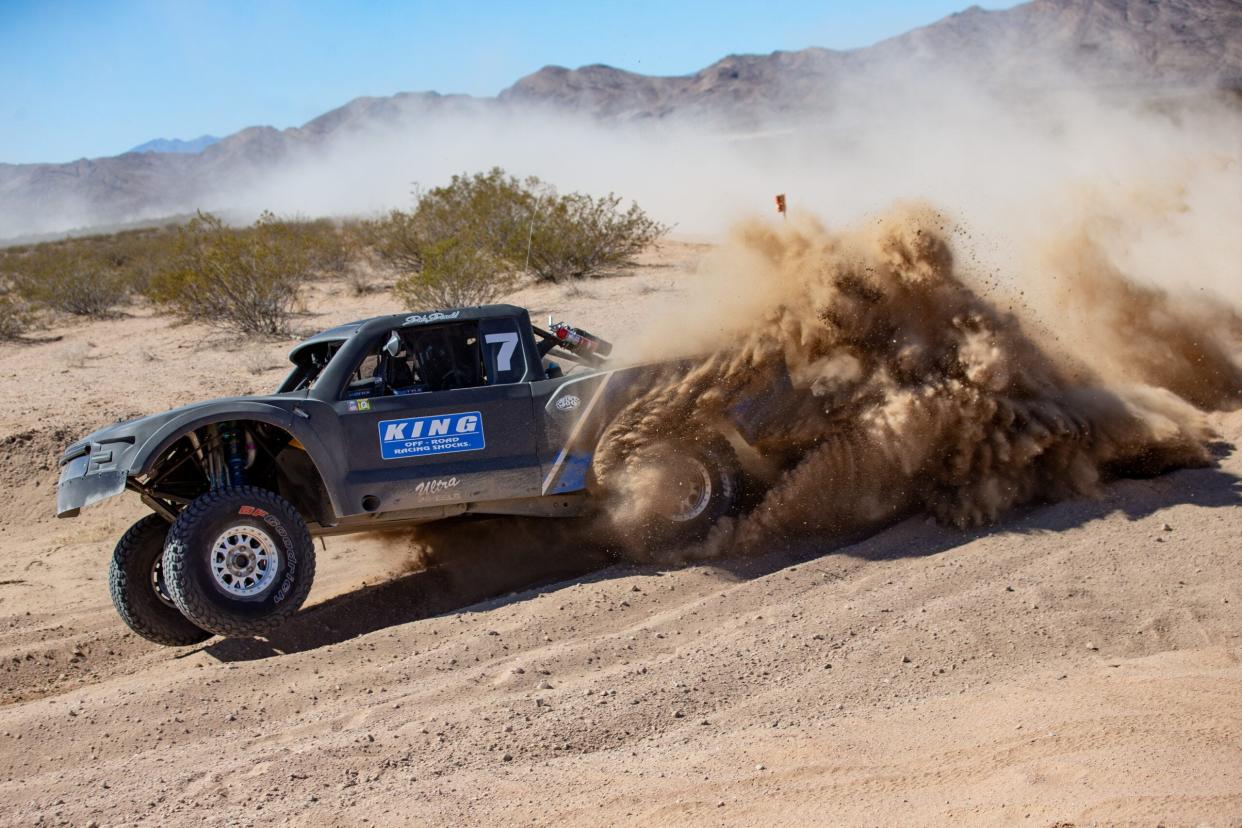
[10,251,131,318]
[525,191,667,283]
[149,212,317,336]
[392,239,513,310]
[0,228,173,318]
[0,223,204,325]
[0,213,361,339]
[292,217,359,278]
[0,286,29,340]
[368,167,667,309]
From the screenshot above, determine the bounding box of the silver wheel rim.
[210,525,280,598]
[150,558,176,608]
[664,455,713,523]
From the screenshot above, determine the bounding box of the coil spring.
[218,423,245,488]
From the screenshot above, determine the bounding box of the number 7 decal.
[484,332,519,373]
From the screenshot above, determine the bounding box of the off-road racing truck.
[57,305,777,646]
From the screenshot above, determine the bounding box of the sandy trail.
[0,242,1238,826]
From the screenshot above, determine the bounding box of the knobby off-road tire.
[629,437,741,545]
[163,486,316,638]
[109,514,212,647]
[655,439,740,543]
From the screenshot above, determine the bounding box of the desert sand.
[0,240,1238,827]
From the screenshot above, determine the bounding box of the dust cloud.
[548,66,1242,560]
[592,200,1236,560]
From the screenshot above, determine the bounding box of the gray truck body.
[56,304,709,533]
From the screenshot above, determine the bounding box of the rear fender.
[535,354,794,497]
[726,359,795,445]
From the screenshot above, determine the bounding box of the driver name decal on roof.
[404,311,461,325]
[378,411,485,460]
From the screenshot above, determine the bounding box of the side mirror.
[385,332,402,358]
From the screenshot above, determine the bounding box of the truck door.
[330,317,540,517]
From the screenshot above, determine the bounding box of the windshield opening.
[277,340,343,393]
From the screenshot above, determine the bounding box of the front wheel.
[109,514,212,647]
[163,486,316,638]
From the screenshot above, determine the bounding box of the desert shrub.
[0,286,29,340]
[8,249,131,317]
[368,168,534,309]
[525,192,668,282]
[367,170,533,273]
[365,208,429,275]
[102,229,181,295]
[149,211,315,335]
[0,224,185,318]
[287,217,357,279]
[414,168,539,262]
[371,167,666,309]
[0,212,352,330]
[393,239,513,309]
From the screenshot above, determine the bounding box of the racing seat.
[381,346,423,394]
[387,357,417,390]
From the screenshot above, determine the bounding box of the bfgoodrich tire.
[162,486,316,638]
[109,514,212,647]
[625,437,741,544]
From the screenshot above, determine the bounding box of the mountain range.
[126,136,220,156]
[1,0,1238,240]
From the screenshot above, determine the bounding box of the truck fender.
[132,403,296,476]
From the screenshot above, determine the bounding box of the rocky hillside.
[502,0,1242,118]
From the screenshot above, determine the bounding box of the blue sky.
[0,0,1018,164]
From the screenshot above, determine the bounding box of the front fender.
[129,402,295,476]
[56,401,298,518]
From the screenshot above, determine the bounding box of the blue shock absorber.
[220,423,245,487]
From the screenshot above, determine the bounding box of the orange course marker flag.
[775,193,787,214]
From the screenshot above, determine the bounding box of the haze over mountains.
[1,0,1238,239]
